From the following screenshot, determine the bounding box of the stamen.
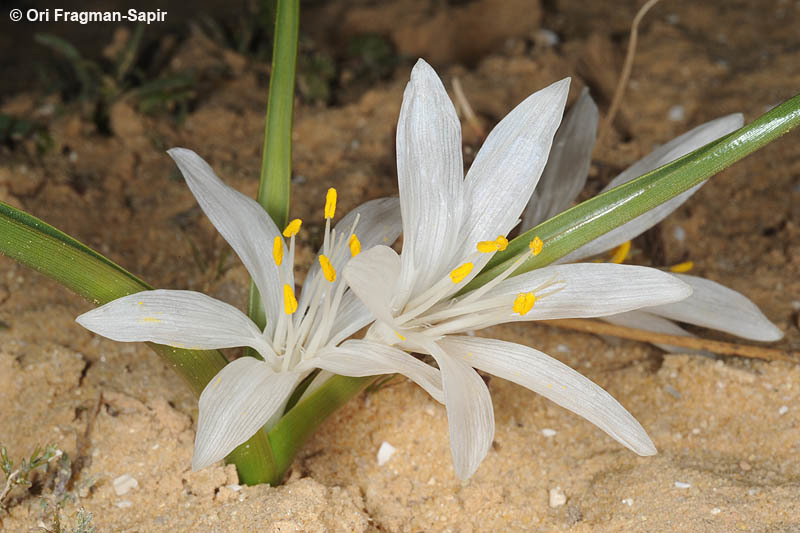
[512,292,536,315]
[669,260,694,273]
[395,331,406,341]
[283,284,298,314]
[349,234,361,257]
[324,188,337,219]
[530,236,544,256]
[283,218,302,238]
[477,235,509,253]
[272,236,284,266]
[319,254,336,282]
[450,262,474,284]
[609,240,631,264]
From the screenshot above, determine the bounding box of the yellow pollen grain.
[283,284,298,315]
[283,218,302,237]
[349,234,361,257]
[495,236,509,251]
[272,236,284,266]
[325,187,337,219]
[137,301,143,305]
[530,236,544,256]
[319,254,336,282]
[395,331,406,341]
[610,240,631,264]
[512,292,536,315]
[139,317,162,323]
[450,262,474,284]
[669,260,694,273]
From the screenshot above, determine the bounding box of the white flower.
[76,149,445,470]
[522,91,783,345]
[342,59,693,479]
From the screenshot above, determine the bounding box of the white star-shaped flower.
[77,149,445,470]
[343,59,693,479]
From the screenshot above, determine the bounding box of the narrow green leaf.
[0,201,276,483]
[466,92,800,292]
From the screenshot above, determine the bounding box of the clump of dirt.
[1,0,799,531]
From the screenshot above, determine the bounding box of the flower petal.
[559,114,743,263]
[193,358,300,470]
[522,88,598,229]
[458,78,570,262]
[168,148,286,337]
[416,339,494,480]
[396,59,467,305]
[315,339,444,403]
[440,336,656,456]
[342,245,401,324]
[603,310,697,353]
[76,289,273,357]
[645,274,783,341]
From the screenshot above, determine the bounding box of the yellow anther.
[139,317,162,323]
[609,240,631,264]
[449,262,474,284]
[324,187,337,219]
[530,236,544,256]
[477,235,510,253]
[495,236,508,251]
[477,240,500,253]
[348,233,361,257]
[395,331,406,341]
[669,260,694,273]
[283,284,298,315]
[319,254,336,282]
[512,292,536,315]
[283,218,302,238]
[272,236,284,266]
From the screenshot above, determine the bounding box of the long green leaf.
[467,92,800,291]
[0,201,276,485]
[248,0,299,331]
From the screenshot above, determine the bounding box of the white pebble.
[115,500,133,509]
[556,344,570,353]
[548,486,567,508]
[225,484,242,492]
[113,474,139,496]
[673,226,686,242]
[377,441,396,466]
[779,405,789,415]
[710,507,721,515]
[541,428,557,438]
[621,498,634,506]
[668,105,686,121]
[674,481,691,489]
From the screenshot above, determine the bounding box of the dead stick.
[543,318,796,363]
[598,0,663,144]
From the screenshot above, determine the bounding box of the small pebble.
[740,461,752,471]
[113,474,139,496]
[778,405,789,415]
[673,226,686,242]
[541,428,557,438]
[556,344,570,353]
[668,105,686,121]
[377,441,396,466]
[622,498,634,506]
[548,486,567,508]
[710,507,722,515]
[674,481,691,489]
[115,500,133,509]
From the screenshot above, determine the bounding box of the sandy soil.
[1,0,799,531]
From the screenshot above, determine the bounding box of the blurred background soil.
[0,0,799,531]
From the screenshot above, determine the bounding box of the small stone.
[674,481,691,489]
[778,405,789,415]
[668,105,686,121]
[548,486,567,508]
[541,428,557,438]
[621,498,634,506]
[556,344,570,353]
[739,461,752,471]
[710,507,721,515]
[113,474,138,496]
[377,441,396,466]
[115,500,133,508]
